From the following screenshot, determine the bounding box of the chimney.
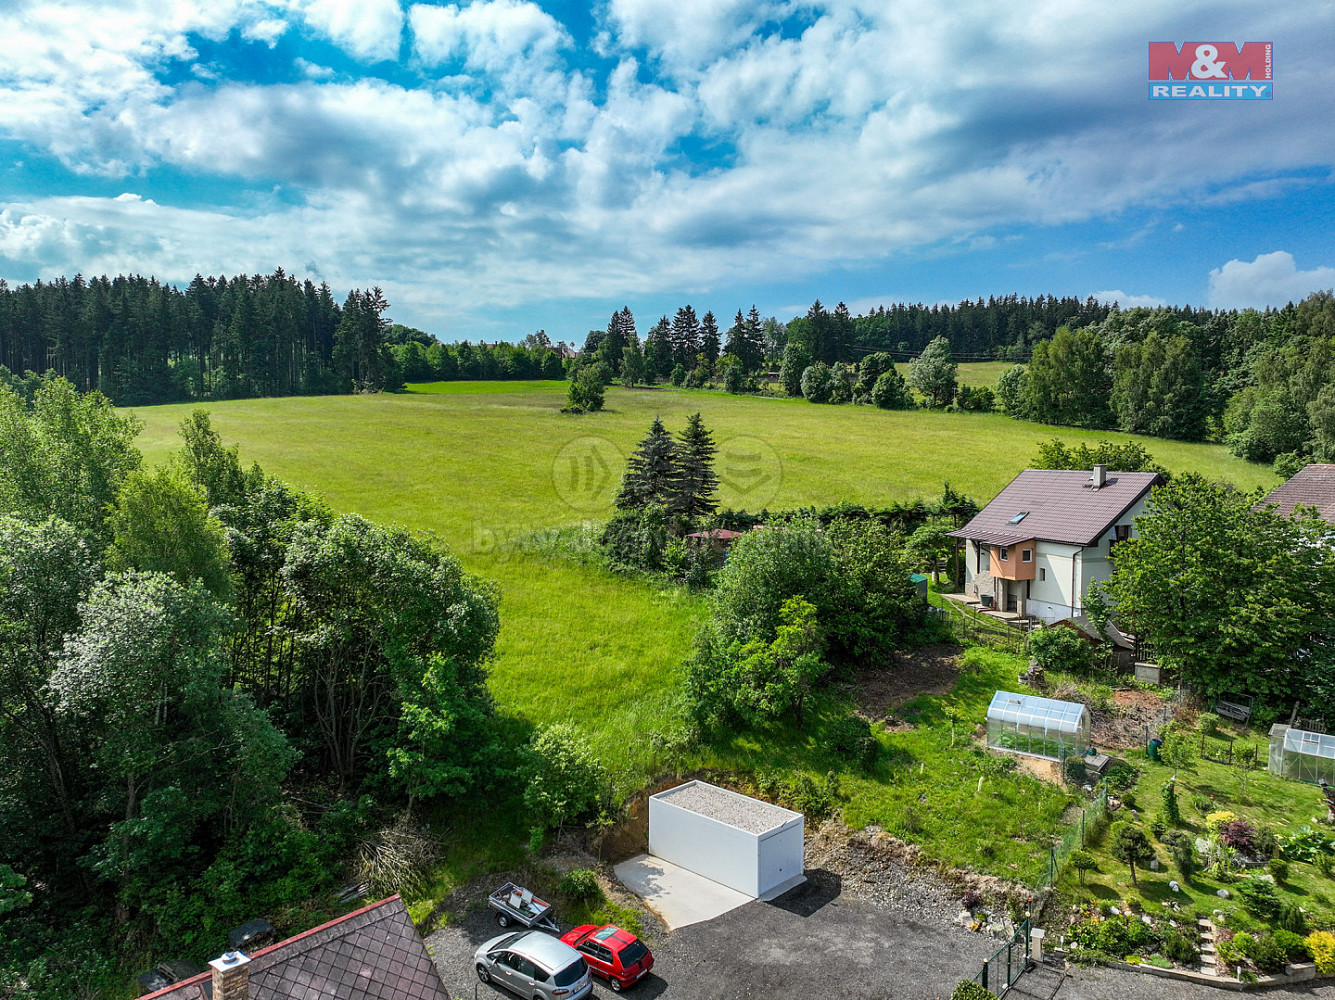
[1090,464,1107,489]
[210,952,250,1000]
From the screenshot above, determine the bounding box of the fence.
[1042,779,1109,889]
[931,601,1030,656]
[972,918,1031,995]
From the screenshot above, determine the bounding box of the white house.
[949,465,1163,623]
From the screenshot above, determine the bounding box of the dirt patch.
[1011,754,1062,785]
[1090,687,1178,751]
[856,643,962,724]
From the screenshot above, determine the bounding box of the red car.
[560,924,654,991]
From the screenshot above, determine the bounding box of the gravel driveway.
[426,869,1000,1000]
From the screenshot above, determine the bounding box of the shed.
[648,780,804,899]
[1268,725,1335,785]
[986,690,1090,762]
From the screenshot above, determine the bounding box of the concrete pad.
[613,854,753,930]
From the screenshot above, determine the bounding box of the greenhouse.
[1268,725,1335,785]
[986,690,1090,762]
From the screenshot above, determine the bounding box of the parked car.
[475,929,592,999]
[560,924,654,992]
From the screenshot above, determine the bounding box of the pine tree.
[671,306,700,368]
[614,418,680,511]
[700,311,720,366]
[676,413,719,518]
[645,316,673,381]
[744,306,766,372]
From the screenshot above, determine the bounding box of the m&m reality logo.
[1149,42,1272,100]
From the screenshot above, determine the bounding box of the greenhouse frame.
[1268,725,1335,785]
[986,690,1091,762]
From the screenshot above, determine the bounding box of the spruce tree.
[744,306,766,372]
[671,306,700,368]
[676,412,719,518]
[614,418,680,511]
[700,311,720,366]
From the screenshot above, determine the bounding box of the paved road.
[427,875,999,1000]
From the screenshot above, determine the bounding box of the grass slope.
[128,383,1276,777]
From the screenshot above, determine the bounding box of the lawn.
[896,360,1016,388]
[127,382,1277,784]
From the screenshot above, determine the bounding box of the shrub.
[1104,762,1137,793]
[558,869,603,907]
[1273,928,1309,962]
[1277,900,1307,934]
[670,363,686,386]
[1026,626,1094,674]
[1305,930,1335,974]
[1063,755,1088,786]
[1190,794,1213,816]
[1069,850,1098,883]
[1161,778,1181,827]
[1238,878,1280,920]
[1198,711,1222,736]
[828,714,880,771]
[1150,817,1167,839]
[523,723,610,837]
[1241,933,1287,973]
[961,888,984,912]
[951,980,996,1000]
[1162,930,1199,964]
[1268,858,1290,883]
[1221,819,1258,854]
[1206,810,1238,834]
[1316,854,1335,878]
[1254,826,1277,858]
[1119,792,1138,811]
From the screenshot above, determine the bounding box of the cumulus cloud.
[295,0,403,61]
[1094,290,1168,309]
[1207,252,1335,309]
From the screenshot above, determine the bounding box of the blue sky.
[2,0,1333,344]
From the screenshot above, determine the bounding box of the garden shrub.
[1190,794,1213,816]
[1104,762,1137,793]
[1160,778,1181,827]
[1025,626,1093,674]
[1241,933,1287,973]
[1273,928,1309,962]
[1304,930,1335,974]
[1316,854,1335,878]
[1206,810,1238,834]
[961,888,983,912]
[1277,900,1307,934]
[1198,711,1222,736]
[558,868,603,907]
[1162,930,1199,964]
[1063,755,1087,785]
[951,980,996,1000]
[1254,826,1277,858]
[1150,817,1167,840]
[1145,954,1172,969]
[1069,850,1098,883]
[1268,858,1290,883]
[1119,792,1137,811]
[1221,819,1258,853]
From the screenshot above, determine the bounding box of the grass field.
[895,360,1016,388]
[128,382,1277,781]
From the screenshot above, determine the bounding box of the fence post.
[1081,809,1085,847]
[981,959,989,993]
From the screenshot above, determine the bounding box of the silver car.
[475,929,593,1000]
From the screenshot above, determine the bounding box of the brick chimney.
[209,951,251,1000]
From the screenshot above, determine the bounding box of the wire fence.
[1043,780,1109,890]
[930,600,1031,656]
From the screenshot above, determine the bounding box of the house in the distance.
[949,465,1163,622]
[142,895,449,1000]
[1263,463,1335,522]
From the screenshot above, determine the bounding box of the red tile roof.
[1263,464,1335,522]
[142,896,448,1000]
[949,470,1163,547]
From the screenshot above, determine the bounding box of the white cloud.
[297,0,404,62]
[1094,290,1167,309]
[243,17,288,45]
[1207,252,1335,309]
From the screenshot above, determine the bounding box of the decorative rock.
[1109,906,1120,916]
[1142,915,1153,926]
[1216,889,1230,899]
[1169,880,1181,893]
[1149,858,1159,870]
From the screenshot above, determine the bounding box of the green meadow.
[128,378,1277,780]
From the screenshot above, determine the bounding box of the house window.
[1110,523,1131,555]
[1039,568,1046,581]
[1021,548,1033,563]
[999,546,1009,561]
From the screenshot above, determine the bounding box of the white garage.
[648,780,805,899]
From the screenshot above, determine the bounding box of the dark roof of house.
[1263,464,1335,522]
[142,895,448,1000]
[948,470,1163,547]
